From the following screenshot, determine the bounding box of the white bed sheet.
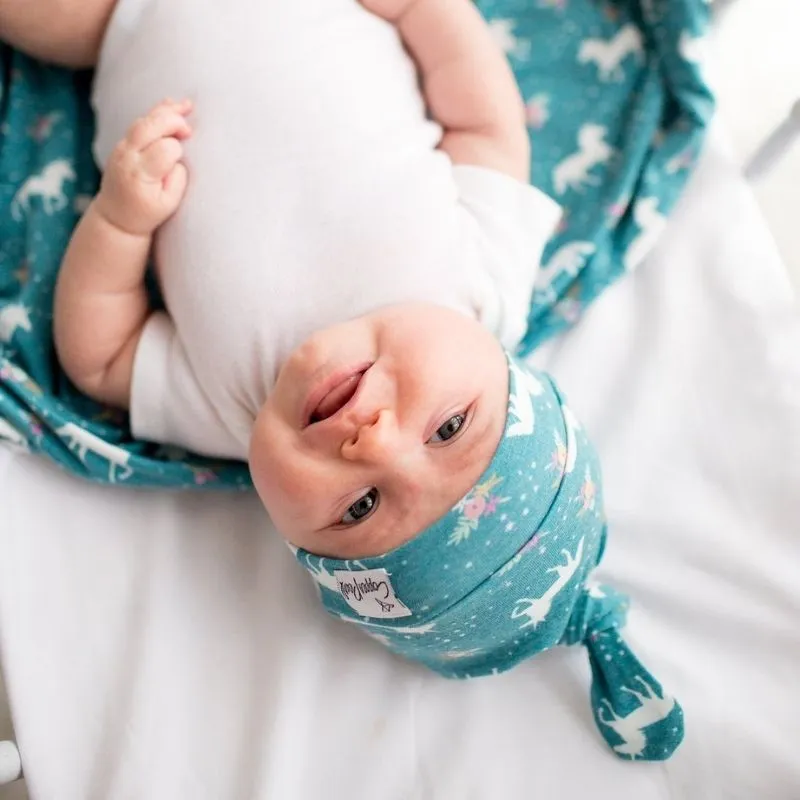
[1,129,800,800]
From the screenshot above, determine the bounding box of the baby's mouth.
[308,369,368,424]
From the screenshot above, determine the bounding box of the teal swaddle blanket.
[296,355,684,760]
[0,0,713,487]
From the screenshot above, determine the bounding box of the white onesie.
[92,0,562,460]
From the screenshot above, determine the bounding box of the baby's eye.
[341,488,379,526]
[429,413,466,444]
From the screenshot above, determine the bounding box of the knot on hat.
[563,584,685,760]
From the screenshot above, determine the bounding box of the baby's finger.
[155,97,192,111]
[139,137,184,180]
[173,98,193,115]
[150,97,194,121]
[162,162,189,206]
[127,108,192,151]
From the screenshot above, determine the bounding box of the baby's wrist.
[93,192,153,239]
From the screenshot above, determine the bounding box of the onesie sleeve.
[130,311,245,460]
[453,165,562,350]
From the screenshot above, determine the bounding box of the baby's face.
[249,303,508,559]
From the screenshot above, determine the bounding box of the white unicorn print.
[11,158,76,221]
[0,418,29,452]
[624,196,666,271]
[597,675,677,758]
[385,620,436,635]
[537,241,596,301]
[488,19,531,60]
[552,125,614,196]
[304,557,341,593]
[55,423,133,483]
[507,360,545,438]
[0,304,32,343]
[577,24,645,82]
[441,648,483,660]
[511,537,585,628]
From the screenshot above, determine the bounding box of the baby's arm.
[54,99,192,409]
[0,0,117,68]
[361,0,530,181]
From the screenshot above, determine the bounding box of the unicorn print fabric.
[0,0,713,486]
[296,355,684,761]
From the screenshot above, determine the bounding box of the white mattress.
[1,129,800,800]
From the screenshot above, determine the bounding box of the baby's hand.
[96,98,193,236]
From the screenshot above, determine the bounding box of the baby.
[2,0,684,760]
[44,0,561,560]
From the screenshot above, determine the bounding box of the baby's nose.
[340,408,405,465]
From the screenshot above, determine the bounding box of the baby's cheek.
[248,431,315,534]
[250,437,288,509]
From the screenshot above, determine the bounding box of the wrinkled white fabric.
[1,132,799,799]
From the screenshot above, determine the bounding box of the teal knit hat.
[294,355,684,761]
